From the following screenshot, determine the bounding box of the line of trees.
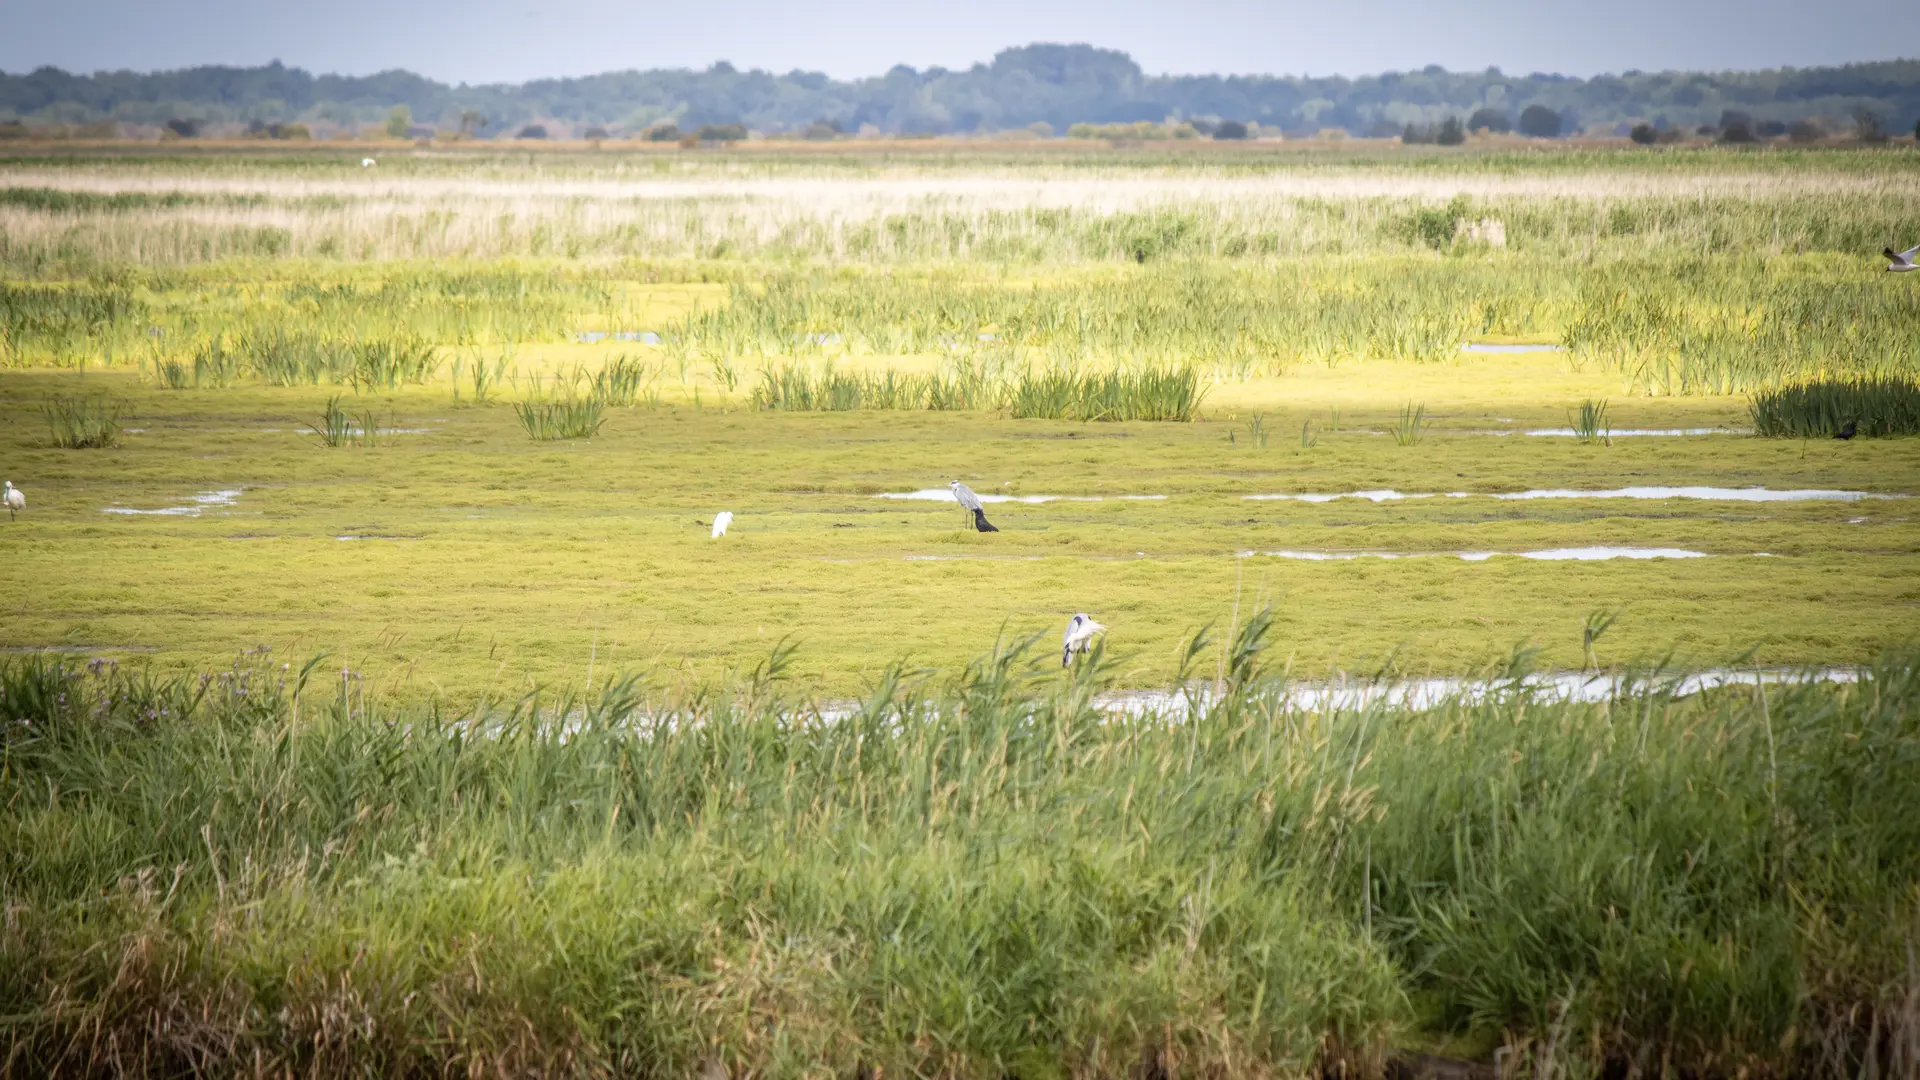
[3,46,1916,139]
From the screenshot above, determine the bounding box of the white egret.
[361,157,376,168]
[1061,613,1106,667]
[711,511,733,538]
[947,480,998,532]
[3,481,21,521]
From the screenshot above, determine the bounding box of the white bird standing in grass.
[711,511,733,539]
[948,480,999,532]
[1886,244,1919,272]
[1062,613,1106,667]
[361,157,376,168]
[3,481,22,521]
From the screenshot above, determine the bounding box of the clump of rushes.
[588,354,653,406]
[1392,401,1429,445]
[44,395,128,448]
[453,352,510,403]
[755,363,858,410]
[309,395,352,446]
[1007,366,1204,421]
[307,395,389,447]
[151,356,191,389]
[752,363,1002,413]
[1749,376,1920,438]
[351,337,441,391]
[245,330,358,386]
[515,396,606,440]
[1569,398,1611,444]
[190,339,243,388]
[1243,411,1269,448]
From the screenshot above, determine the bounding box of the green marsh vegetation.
[1391,402,1429,446]
[8,257,1916,399]
[41,392,127,447]
[3,366,1912,699]
[3,143,1920,1077]
[513,394,609,440]
[1569,398,1612,443]
[307,393,394,448]
[2,635,1916,1078]
[1749,376,1920,439]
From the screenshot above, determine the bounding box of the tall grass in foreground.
[1,630,1916,1079]
[42,394,127,448]
[1749,376,1920,438]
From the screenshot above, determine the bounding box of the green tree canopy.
[3,48,1916,137]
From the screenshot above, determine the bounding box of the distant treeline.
[3,43,1918,138]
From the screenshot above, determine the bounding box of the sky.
[2,0,1915,83]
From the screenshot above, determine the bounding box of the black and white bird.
[3,481,21,521]
[1061,613,1106,667]
[1886,244,1918,273]
[948,480,999,532]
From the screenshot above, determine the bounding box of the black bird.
[1834,419,1858,441]
[948,480,999,532]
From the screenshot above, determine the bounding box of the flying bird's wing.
[1901,245,1920,262]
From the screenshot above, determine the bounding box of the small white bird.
[3,481,23,521]
[1886,244,1919,272]
[1062,613,1106,667]
[711,511,733,539]
[361,157,377,168]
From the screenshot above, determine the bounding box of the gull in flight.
[1886,244,1918,272]
[1062,613,1106,667]
[948,480,999,532]
[711,511,733,538]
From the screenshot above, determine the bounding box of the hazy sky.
[3,0,1915,83]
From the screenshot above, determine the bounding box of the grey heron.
[3,481,21,521]
[1886,245,1918,273]
[948,480,998,532]
[1062,613,1106,666]
[711,511,733,538]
